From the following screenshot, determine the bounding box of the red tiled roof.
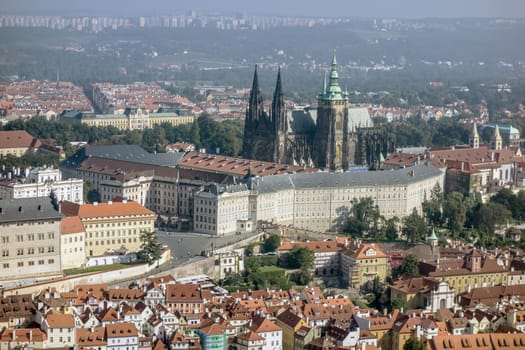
[60,216,84,235]
[61,200,154,218]
[179,151,317,177]
[0,130,41,149]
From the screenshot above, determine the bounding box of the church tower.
[243,66,274,161]
[469,123,480,149]
[272,68,287,163]
[490,124,503,150]
[313,52,349,171]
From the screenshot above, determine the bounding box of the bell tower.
[313,52,349,171]
[469,123,479,149]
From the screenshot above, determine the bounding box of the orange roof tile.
[45,310,75,328]
[61,200,154,218]
[106,322,138,338]
[60,216,85,235]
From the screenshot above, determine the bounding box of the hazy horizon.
[1,0,525,19]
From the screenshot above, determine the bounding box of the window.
[1,250,8,257]
[17,249,24,256]
[28,261,35,266]
[2,263,9,268]
[17,262,23,267]
[38,247,45,253]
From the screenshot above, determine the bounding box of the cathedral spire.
[491,124,502,150]
[272,67,285,131]
[469,123,479,149]
[319,50,346,101]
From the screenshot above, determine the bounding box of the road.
[155,229,262,265]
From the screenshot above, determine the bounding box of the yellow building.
[62,107,194,131]
[0,130,41,157]
[340,242,389,290]
[275,309,308,350]
[61,199,155,257]
[390,276,455,312]
[419,249,509,294]
[354,309,399,350]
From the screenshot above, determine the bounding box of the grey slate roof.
[0,197,64,223]
[251,163,442,194]
[347,107,373,132]
[64,145,185,168]
[286,107,373,134]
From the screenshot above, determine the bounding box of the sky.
[1,0,524,18]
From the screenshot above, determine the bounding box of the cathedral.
[242,54,395,170]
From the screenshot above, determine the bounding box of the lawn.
[63,263,135,276]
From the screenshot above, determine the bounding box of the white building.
[106,323,139,350]
[193,163,445,235]
[249,316,283,350]
[0,167,83,203]
[60,216,86,269]
[41,311,76,348]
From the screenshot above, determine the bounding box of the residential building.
[275,310,307,350]
[340,242,389,290]
[0,328,47,349]
[0,197,63,282]
[419,249,509,294]
[390,276,454,312]
[106,322,139,350]
[197,319,228,350]
[278,241,342,279]
[61,199,155,257]
[0,167,83,203]
[0,130,41,157]
[0,294,35,329]
[234,331,266,350]
[40,310,76,348]
[60,216,86,269]
[165,284,210,316]
[249,316,283,350]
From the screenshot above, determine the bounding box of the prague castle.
[243,54,395,170]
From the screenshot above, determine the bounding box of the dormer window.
[366,249,376,256]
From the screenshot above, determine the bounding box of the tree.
[442,192,468,233]
[343,197,382,238]
[471,202,512,235]
[189,119,201,148]
[403,337,425,350]
[392,254,420,279]
[244,258,260,275]
[287,246,315,270]
[263,234,281,253]
[422,183,444,226]
[136,231,163,265]
[384,217,400,241]
[402,209,427,244]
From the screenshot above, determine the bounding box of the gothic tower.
[469,123,480,149]
[243,66,274,161]
[272,68,287,163]
[313,52,349,171]
[490,124,502,150]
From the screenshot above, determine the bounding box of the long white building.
[193,163,445,235]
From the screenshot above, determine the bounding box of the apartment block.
[0,197,63,282]
[61,199,155,257]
